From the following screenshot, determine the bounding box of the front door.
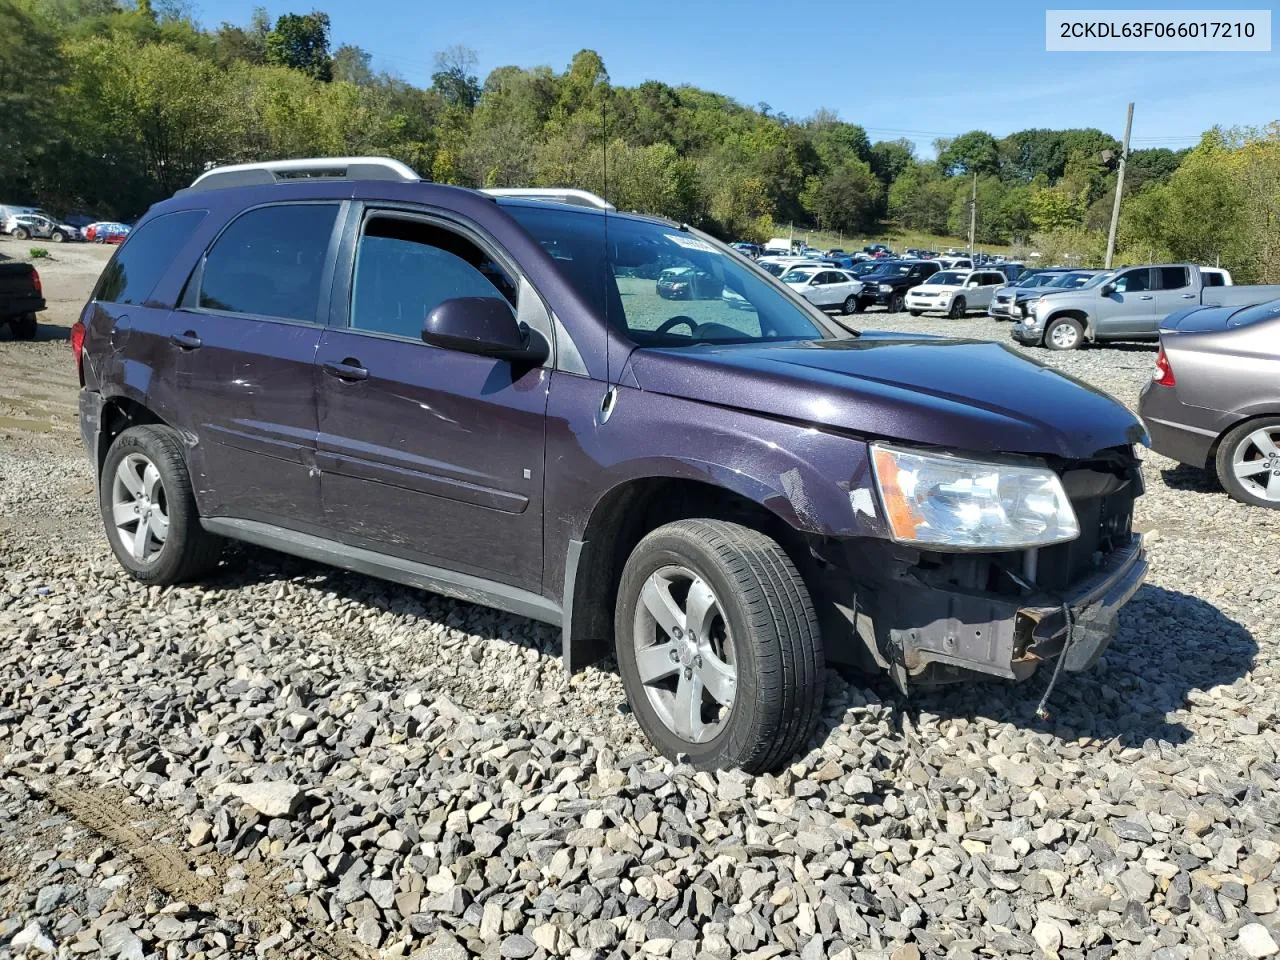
[314,209,549,591]
[1099,267,1157,336]
[169,202,342,528]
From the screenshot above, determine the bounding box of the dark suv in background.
[855,259,941,312]
[75,157,1149,772]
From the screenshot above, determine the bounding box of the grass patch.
[28,247,49,259]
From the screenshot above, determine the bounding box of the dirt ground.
[0,237,112,446]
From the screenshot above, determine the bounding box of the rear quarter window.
[94,210,207,305]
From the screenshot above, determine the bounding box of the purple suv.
[74,158,1149,772]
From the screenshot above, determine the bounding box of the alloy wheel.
[631,565,737,744]
[111,453,170,562]
[1050,323,1079,349]
[1232,427,1280,502]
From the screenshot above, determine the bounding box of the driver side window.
[1113,269,1150,294]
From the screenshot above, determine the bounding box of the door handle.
[1139,295,1154,300]
[170,331,202,350]
[1180,293,1195,298]
[323,359,368,382]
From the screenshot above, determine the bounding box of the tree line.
[2,0,1277,280]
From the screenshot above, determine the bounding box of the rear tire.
[10,314,37,340]
[842,295,857,315]
[51,231,66,243]
[99,425,224,584]
[1215,417,1280,509]
[1045,317,1084,350]
[853,299,868,313]
[948,296,966,319]
[615,519,824,773]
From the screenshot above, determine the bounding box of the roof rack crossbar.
[481,187,615,211]
[186,157,421,193]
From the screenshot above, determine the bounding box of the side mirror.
[422,297,547,364]
[1101,283,1115,296]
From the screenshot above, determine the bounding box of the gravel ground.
[2,283,1279,960]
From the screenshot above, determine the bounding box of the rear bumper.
[1137,381,1219,468]
[1,296,45,317]
[78,389,103,478]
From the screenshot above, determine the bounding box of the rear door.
[1148,266,1196,334]
[168,201,341,529]
[1099,267,1156,336]
[969,271,1004,309]
[314,206,550,591]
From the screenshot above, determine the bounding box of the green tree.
[803,159,881,233]
[431,44,480,110]
[332,43,372,85]
[265,11,332,81]
[937,130,999,176]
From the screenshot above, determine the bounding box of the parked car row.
[0,202,133,244]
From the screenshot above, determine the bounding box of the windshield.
[1229,298,1280,327]
[504,204,831,347]
[867,263,913,278]
[1016,273,1060,288]
[925,271,966,286]
[758,261,787,276]
[780,269,816,283]
[1078,272,1114,289]
[1045,272,1096,289]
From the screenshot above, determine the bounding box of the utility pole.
[1105,102,1134,269]
[968,173,977,256]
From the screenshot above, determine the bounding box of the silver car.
[1139,298,1280,508]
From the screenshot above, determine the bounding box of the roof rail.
[481,187,616,211]
[186,157,421,193]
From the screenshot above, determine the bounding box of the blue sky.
[191,0,1278,157]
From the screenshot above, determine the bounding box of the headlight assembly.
[878,283,894,292]
[870,444,1080,550]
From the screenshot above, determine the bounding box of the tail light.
[1153,346,1175,386]
[32,269,42,297]
[71,319,86,383]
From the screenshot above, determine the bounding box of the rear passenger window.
[350,216,516,340]
[197,204,338,322]
[95,210,206,305]
[1203,271,1225,287]
[1156,266,1190,289]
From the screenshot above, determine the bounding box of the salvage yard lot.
[1,245,1279,959]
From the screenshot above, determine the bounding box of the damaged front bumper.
[820,534,1147,688]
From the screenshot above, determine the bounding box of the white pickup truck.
[1012,264,1280,350]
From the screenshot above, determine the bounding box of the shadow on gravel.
[0,321,72,342]
[208,544,563,657]
[1083,341,1159,354]
[1159,462,1223,494]
[207,547,1257,756]
[890,583,1258,749]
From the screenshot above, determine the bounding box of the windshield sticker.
[665,234,717,254]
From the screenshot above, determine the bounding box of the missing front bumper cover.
[871,536,1147,686]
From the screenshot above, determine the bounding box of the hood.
[1160,303,1237,334]
[626,335,1145,460]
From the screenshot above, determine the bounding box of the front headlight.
[878,283,893,292]
[870,444,1080,550]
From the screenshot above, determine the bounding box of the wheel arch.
[1044,309,1091,333]
[561,474,824,672]
[96,392,173,479]
[1208,408,1280,470]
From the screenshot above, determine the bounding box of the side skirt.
[201,517,563,628]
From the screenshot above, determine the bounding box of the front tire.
[1215,417,1280,509]
[615,519,824,773]
[889,293,905,313]
[908,309,922,317]
[1045,317,1084,350]
[948,296,966,319]
[99,425,223,584]
[12,228,28,240]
